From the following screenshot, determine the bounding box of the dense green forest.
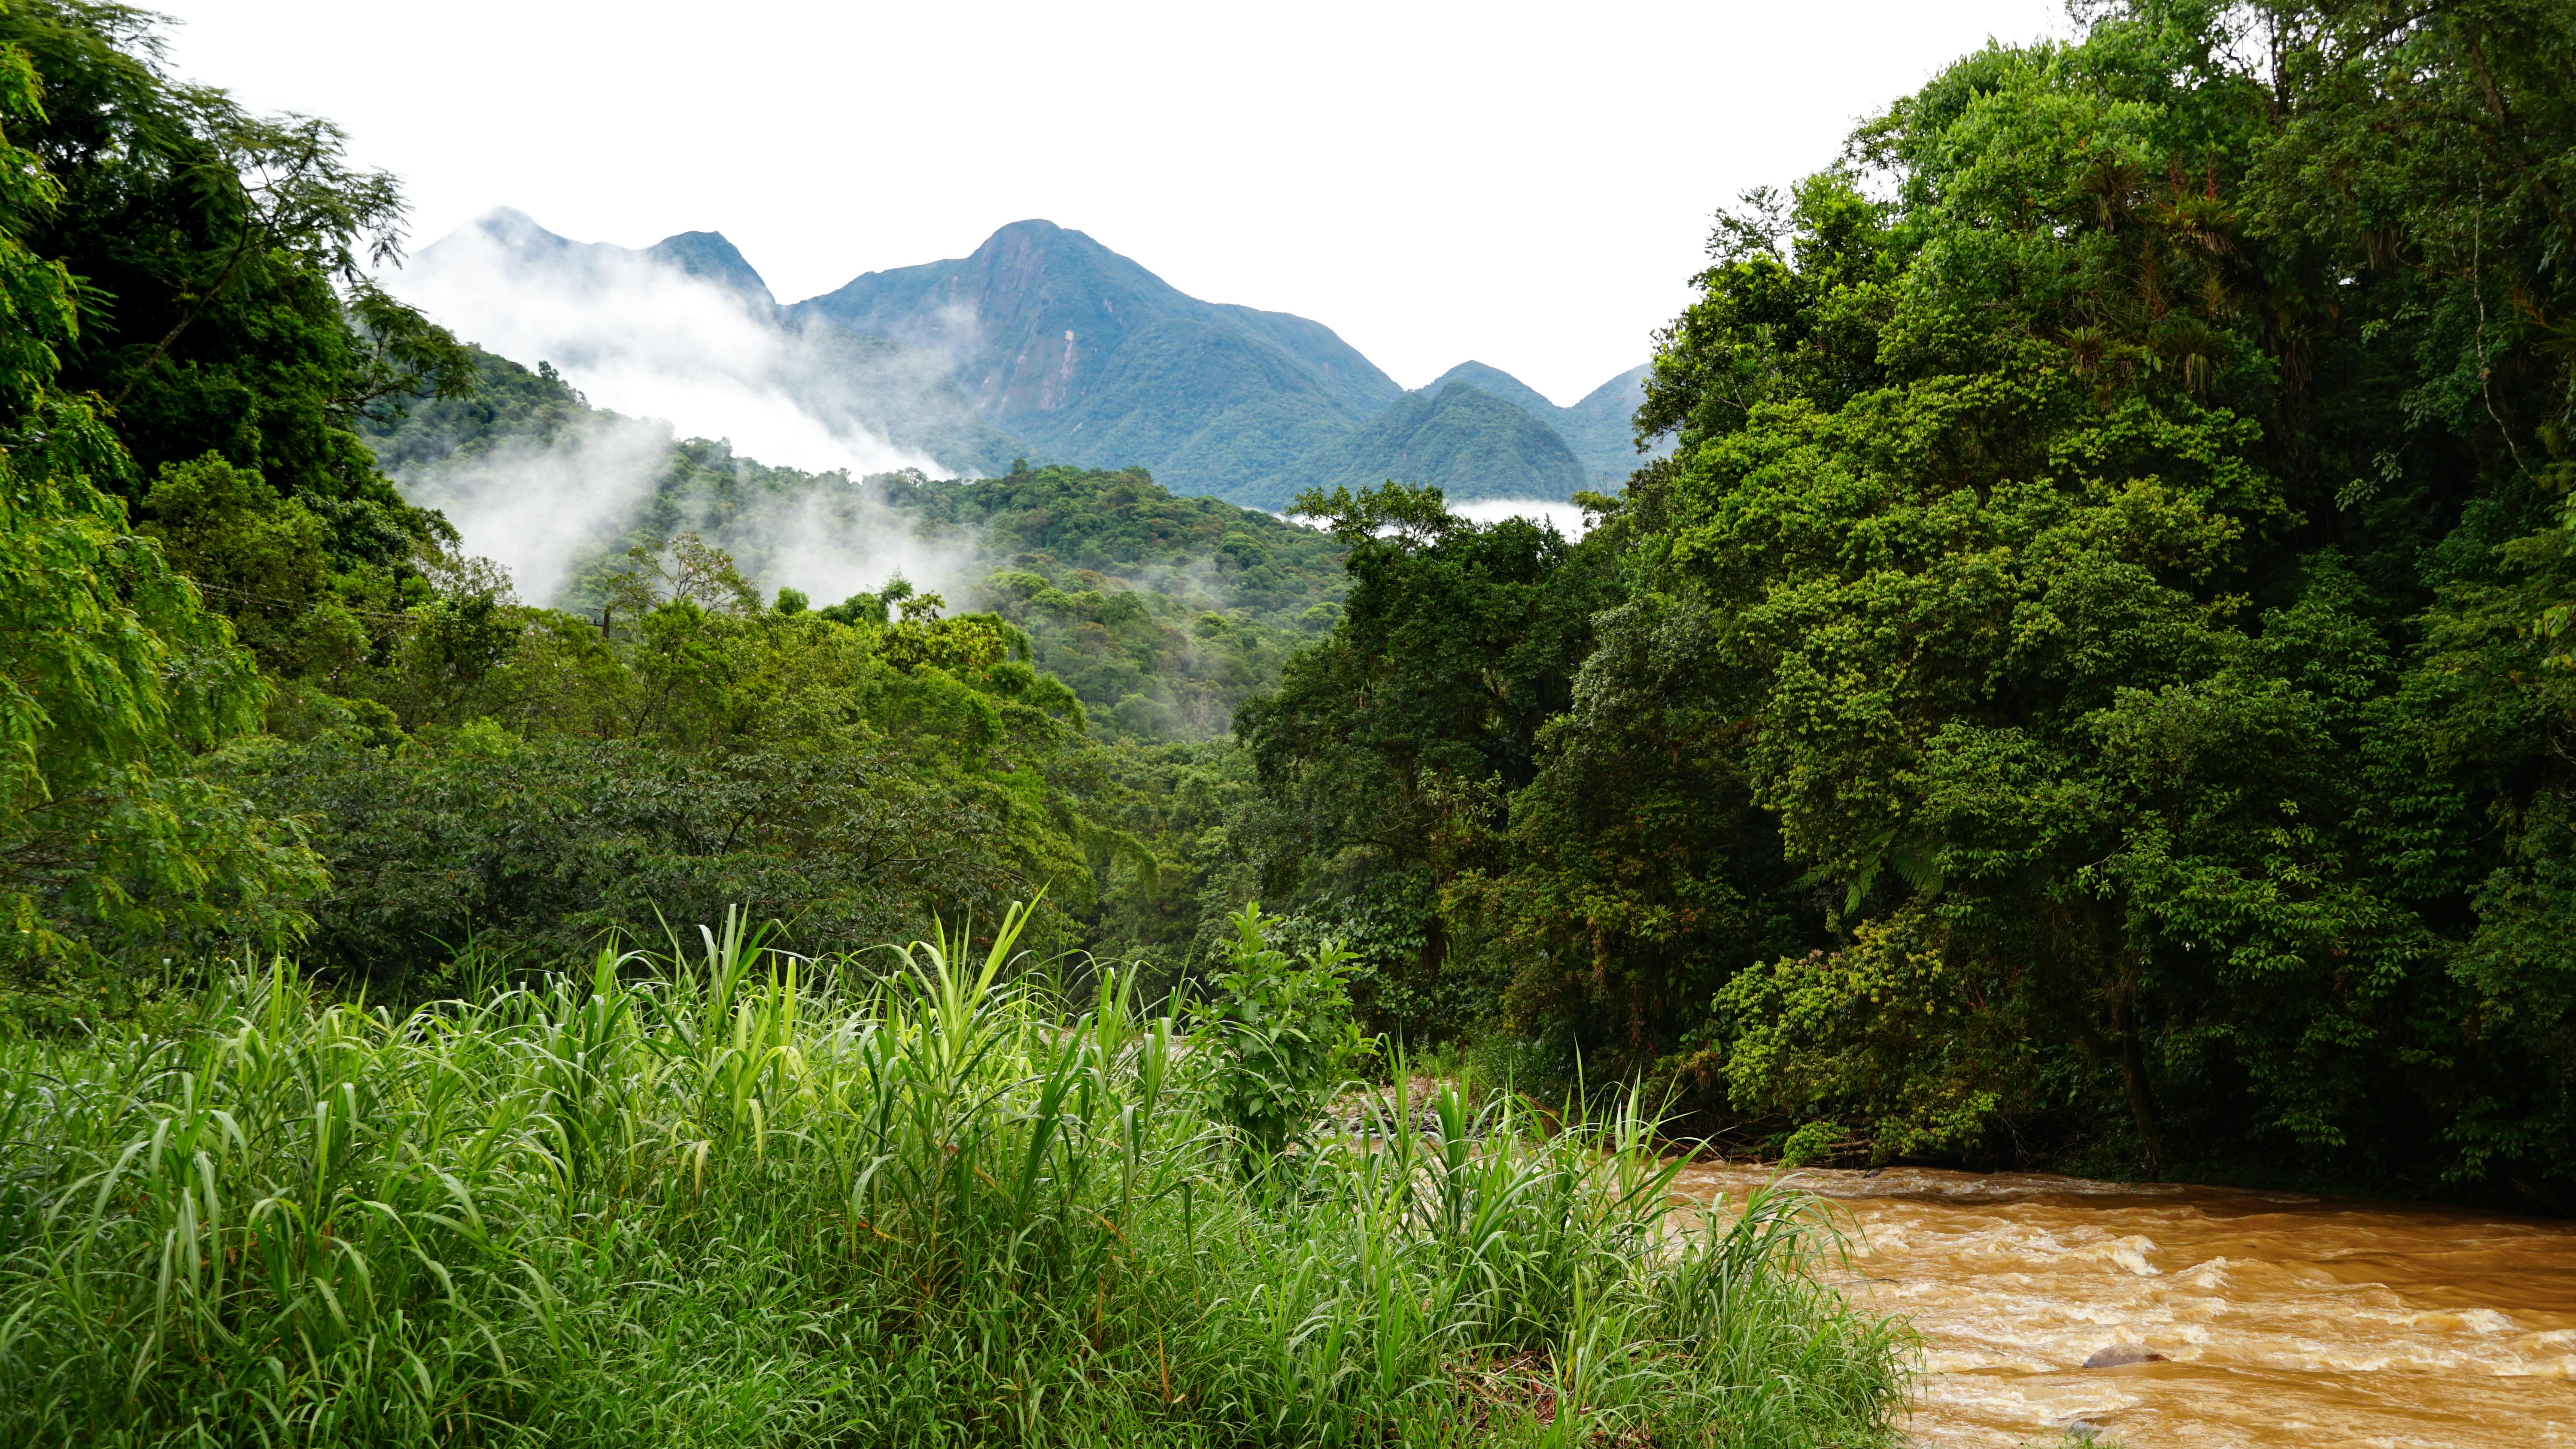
[1242,0,2576,1206]
[3,0,2573,1218]
[0,21,1911,1448]
[3,0,2573,1440]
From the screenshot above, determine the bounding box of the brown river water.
[1670,1161,2576,1447]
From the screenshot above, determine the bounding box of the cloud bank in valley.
[388,214,941,478]
[1447,498,1594,538]
[377,214,984,609]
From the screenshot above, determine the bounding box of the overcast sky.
[160,0,2069,407]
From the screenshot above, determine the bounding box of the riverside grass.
[0,907,1909,1447]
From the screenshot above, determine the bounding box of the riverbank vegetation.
[0,908,1909,1447]
[1244,0,2576,1206]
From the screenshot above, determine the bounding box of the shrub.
[1191,902,1371,1167]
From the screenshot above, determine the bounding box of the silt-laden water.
[1671,1161,2576,1446]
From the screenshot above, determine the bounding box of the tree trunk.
[2112,962,2165,1176]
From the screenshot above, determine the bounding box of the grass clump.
[0,905,1910,1447]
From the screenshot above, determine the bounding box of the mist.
[395,413,677,604]
[713,475,985,611]
[388,215,940,478]
[377,213,993,609]
[1448,498,1593,538]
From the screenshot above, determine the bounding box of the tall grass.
[0,907,1909,1447]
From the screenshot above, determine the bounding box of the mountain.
[789,220,1403,500]
[1418,360,1668,486]
[1304,382,1587,506]
[404,212,1665,507]
[643,229,776,300]
[1558,365,1666,482]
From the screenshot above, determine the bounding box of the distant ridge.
[1419,360,1668,485]
[407,211,1667,507]
[1309,382,1588,502]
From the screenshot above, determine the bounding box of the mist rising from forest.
[379,224,984,609]
[717,481,985,610]
[390,221,936,476]
[390,415,984,611]
[391,412,675,604]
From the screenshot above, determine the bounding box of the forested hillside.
[1234,0,2576,1208]
[0,0,1315,1008]
[361,346,1347,741]
[1420,360,1673,485]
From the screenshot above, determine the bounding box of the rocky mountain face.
[412,211,1668,506]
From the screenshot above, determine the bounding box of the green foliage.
[1190,903,1370,1166]
[0,13,324,983]
[362,357,1350,744]
[1612,0,2576,1190]
[1778,1120,1851,1169]
[0,424,322,971]
[893,462,1349,737]
[201,532,1124,982]
[0,8,479,989]
[214,733,1043,987]
[134,452,361,676]
[2,0,470,556]
[0,19,71,417]
[1236,0,2576,1204]
[1236,484,1625,1044]
[359,346,599,474]
[0,926,1911,1447]
[28,0,2576,1217]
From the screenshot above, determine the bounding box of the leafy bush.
[214,732,1056,986]
[1191,903,1371,1167]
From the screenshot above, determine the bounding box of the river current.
[1671,1161,2576,1447]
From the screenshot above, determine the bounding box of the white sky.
[159,0,2069,408]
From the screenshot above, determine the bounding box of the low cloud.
[387,217,940,479]
[396,413,676,604]
[378,214,984,609]
[395,421,981,611]
[1448,497,1594,538]
[707,474,983,610]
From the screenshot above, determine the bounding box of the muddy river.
[1671,1161,2576,1447]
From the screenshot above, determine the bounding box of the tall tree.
[0,15,319,976]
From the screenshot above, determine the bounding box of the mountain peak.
[1420,361,1563,421]
[986,217,1072,244]
[462,206,570,253]
[645,230,772,302]
[791,219,1403,456]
